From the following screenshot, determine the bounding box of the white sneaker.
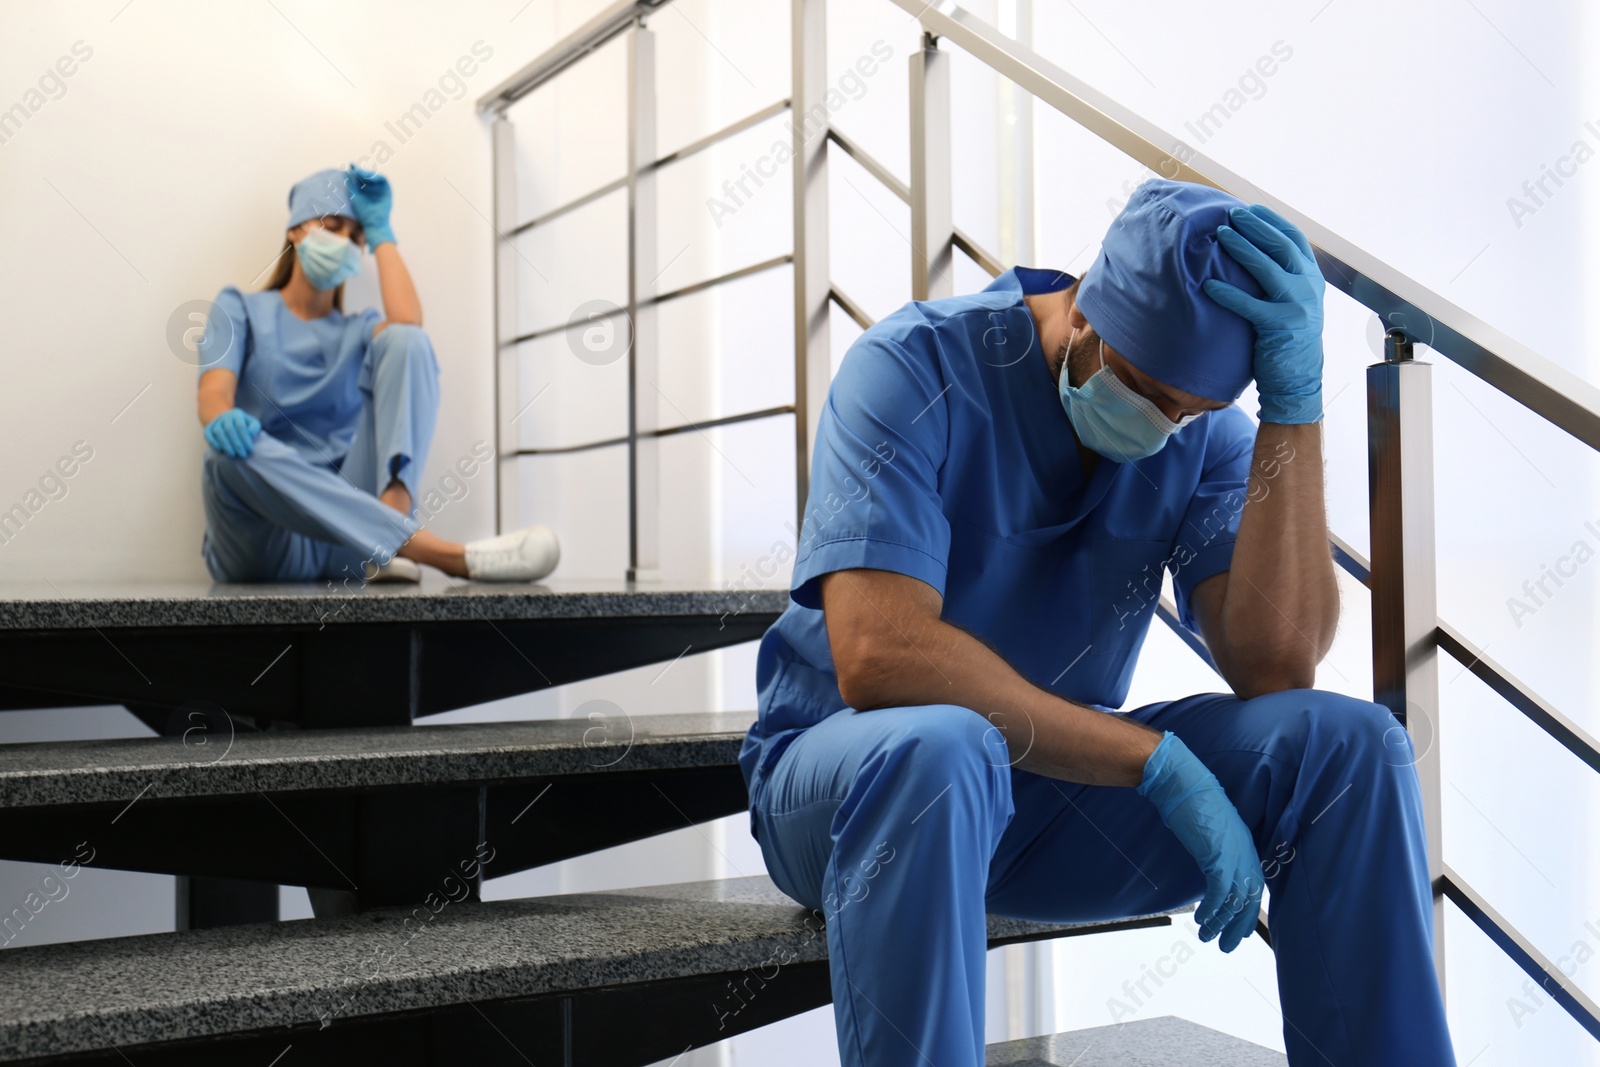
[465,525,560,582]
[363,556,422,583]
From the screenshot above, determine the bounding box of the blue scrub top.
[198,286,381,468]
[740,266,1258,787]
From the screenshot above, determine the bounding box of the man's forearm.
[849,608,1161,787]
[1216,421,1340,687]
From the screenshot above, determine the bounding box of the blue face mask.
[295,227,361,290]
[1058,331,1197,462]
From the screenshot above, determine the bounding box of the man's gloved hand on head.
[1203,204,1325,425]
[1137,730,1263,953]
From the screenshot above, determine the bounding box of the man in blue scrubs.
[740,181,1455,1066]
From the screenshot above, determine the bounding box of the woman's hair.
[264,224,360,312]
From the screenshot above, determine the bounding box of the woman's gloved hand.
[204,409,262,459]
[345,164,395,249]
[1136,730,1263,952]
[1202,204,1325,425]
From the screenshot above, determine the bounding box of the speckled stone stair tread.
[0,710,757,807]
[0,577,789,629]
[0,875,1181,1062]
[986,1015,1287,1065]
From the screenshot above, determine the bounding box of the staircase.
[0,579,1229,1064]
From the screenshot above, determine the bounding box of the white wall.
[0,0,569,579]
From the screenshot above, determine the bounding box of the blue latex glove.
[345,164,395,248]
[204,409,261,459]
[1202,204,1325,425]
[1137,731,1263,952]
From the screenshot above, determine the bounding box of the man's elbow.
[1223,642,1322,700]
[834,639,896,710]
[1233,669,1317,700]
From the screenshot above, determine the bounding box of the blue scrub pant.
[200,324,440,582]
[748,690,1456,1067]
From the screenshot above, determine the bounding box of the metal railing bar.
[1442,865,1600,1043]
[1435,620,1600,776]
[653,254,792,306]
[827,127,911,201]
[478,0,670,111]
[1287,535,1599,778]
[511,404,796,457]
[502,255,794,348]
[506,102,789,238]
[652,403,796,439]
[954,228,1004,278]
[503,311,624,348]
[887,0,1600,454]
[1329,533,1371,587]
[829,126,1005,284]
[507,177,628,238]
[651,99,790,172]
[829,286,875,331]
[513,433,630,457]
[1156,597,1216,670]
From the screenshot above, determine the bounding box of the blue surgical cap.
[1075,179,1265,403]
[286,168,355,231]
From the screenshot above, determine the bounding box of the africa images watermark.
[710,840,896,1032]
[1504,117,1600,230]
[1105,39,1295,218]
[705,39,894,228]
[1505,915,1600,1029]
[0,39,93,148]
[0,440,95,549]
[1110,438,1296,630]
[1504,517,1600,628]
[716,437,899,630]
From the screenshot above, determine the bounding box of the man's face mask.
[1057,328,1198,462]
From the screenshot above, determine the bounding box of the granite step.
[987,1016,1287,1064]
[0,712,757,904]
[0,875,1180,1066]
[0,710,754,809]
[0,578,786,725]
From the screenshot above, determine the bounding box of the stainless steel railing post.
[491,113,517,535]
[627,19,662,583]
[1367,328,1446,991]
[792,0,831,531]
[910,32,953,301]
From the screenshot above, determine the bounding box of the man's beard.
[1056,328,1103,390]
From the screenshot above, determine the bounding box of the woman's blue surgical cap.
[286,168,356,230]
[1075,179,1265,403]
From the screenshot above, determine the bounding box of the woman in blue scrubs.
[196,166,558,584]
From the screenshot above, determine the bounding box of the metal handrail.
[514,403,798,458]
[883,0,1600,454]
[1435,621,1600,775]
[505,254,793,346]
[827,127,1006,291]
[483,0,1600,1045]
[506,99,793,239]
[1327,539,1600,775]
[1444,863,1600,1042]
[478,0,670,110]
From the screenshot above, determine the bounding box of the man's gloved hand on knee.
[1137,730,1263,952]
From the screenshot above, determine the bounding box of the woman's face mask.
[1058,328,1198,462]
[295,226,361,290]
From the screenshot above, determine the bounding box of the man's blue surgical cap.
[286,168,355,231]
[1076,179,1265,403]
